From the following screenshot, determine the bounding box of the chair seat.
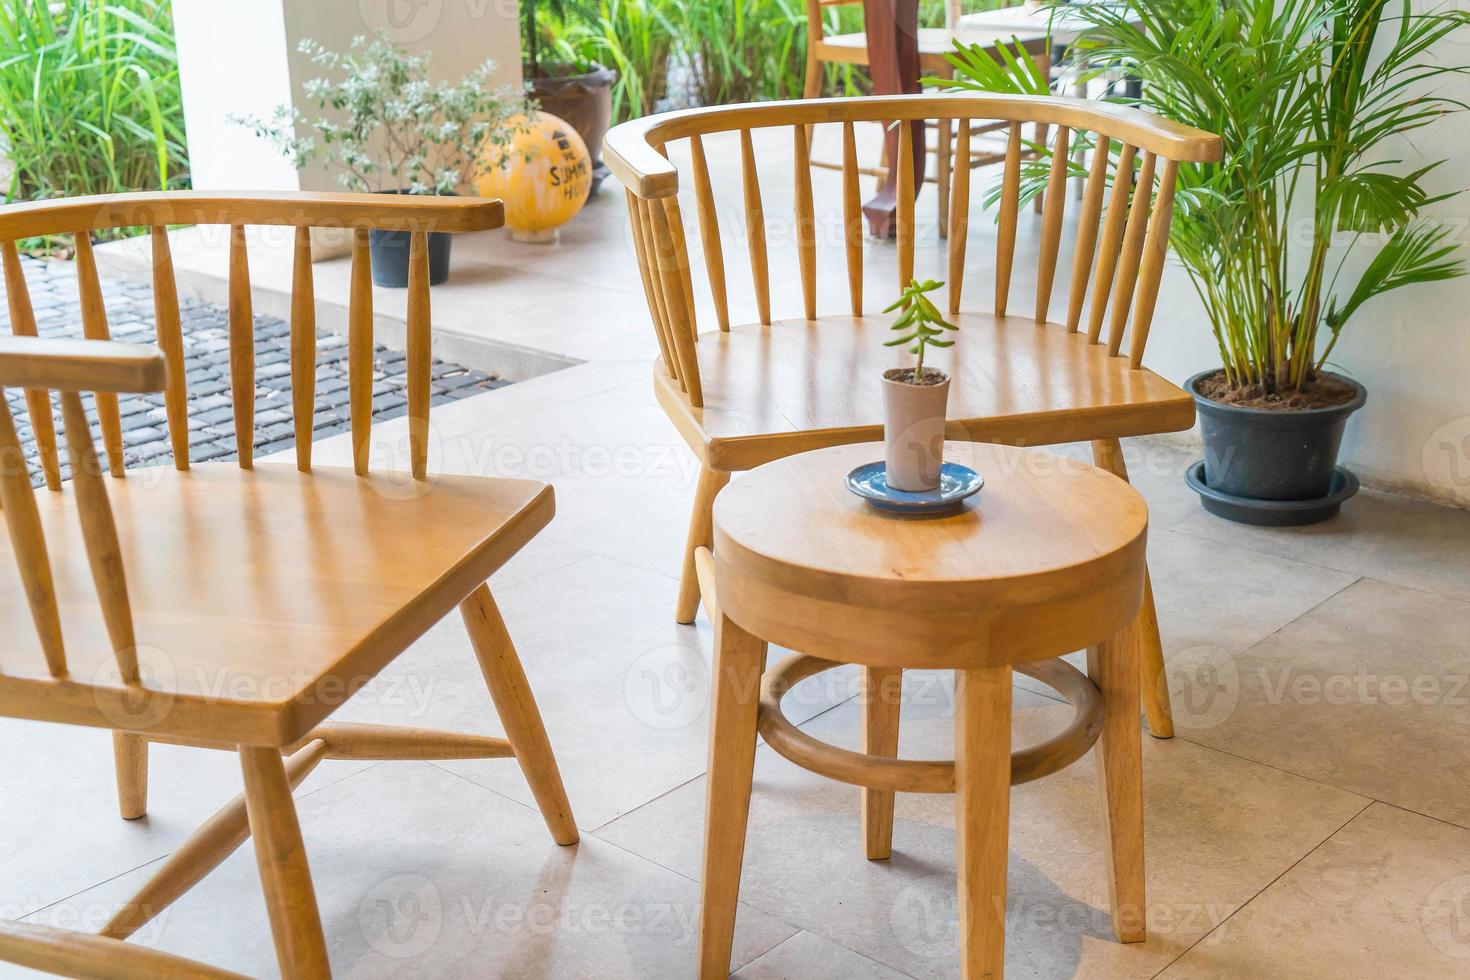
[817,26,1039,65]
[655,312,1195,471]
[0,463,553,746]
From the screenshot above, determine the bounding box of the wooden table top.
[713,441,1148,616]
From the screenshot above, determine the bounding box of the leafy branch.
[884,278,958,379]
[234,36,531,195]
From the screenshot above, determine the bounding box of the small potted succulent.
[238,36,529,287]
[882,278,958,491]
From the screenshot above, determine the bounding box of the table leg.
[861,665,903,860]
[1087,631,1147,943]
[954,665,1012,979]
[697,613,765,979]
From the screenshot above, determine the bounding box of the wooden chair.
[0,192,577,979]
[604,93,1223,739]
[802,0,1053,234]
[802,0,1016,98]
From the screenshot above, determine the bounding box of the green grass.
[0,0,188,214]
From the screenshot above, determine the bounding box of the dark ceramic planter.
[525,62,617,190]
[1185,370,1367,526]
[369,190,452,288]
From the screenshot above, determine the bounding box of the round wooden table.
[696,441,1151,980]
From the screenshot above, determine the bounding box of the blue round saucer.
[845,461,984,515]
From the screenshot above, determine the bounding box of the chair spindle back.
[0,192,503,485]
[605,94,1222,410]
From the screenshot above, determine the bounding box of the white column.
[174,0,523,193]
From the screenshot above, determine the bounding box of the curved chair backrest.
[604,93,1222,409]
[0,192,501,687]
[1,192,502,487]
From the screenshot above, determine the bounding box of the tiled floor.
[6,127,1470,978]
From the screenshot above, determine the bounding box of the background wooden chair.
[802,0,1053,234]
[605,93,1222,740]
[0,192,577,979]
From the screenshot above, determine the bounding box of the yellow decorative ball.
[477,112,592,243]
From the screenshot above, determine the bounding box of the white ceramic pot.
[881,368,951,491]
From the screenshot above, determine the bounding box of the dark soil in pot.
[525,62,616,192]
[1187,369,1367,525]
[369,190,452,288]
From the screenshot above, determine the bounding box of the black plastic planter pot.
[369,190,453,288]
[1186,370,1367,526]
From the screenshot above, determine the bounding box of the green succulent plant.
[884,278,958,381]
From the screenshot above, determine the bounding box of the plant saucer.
[844,461,984,515]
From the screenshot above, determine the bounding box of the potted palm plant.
[882,278,958,491]
[524,0,617,190]
[238,37,528,287]
[944,0,1468,525]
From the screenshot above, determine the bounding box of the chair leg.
[1087,631,1147,944]
[112,731,148,820]
[461,584,579,846]
[677,466,731,625]
[954,665,1012,980]
[239,746,331,980]
[697,613,764,980]
[937,118,952,241]
[861,666,903,860]
[1090,438,1175,738]
[804,50,823,99]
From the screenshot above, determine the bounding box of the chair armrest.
[0,336,166,393]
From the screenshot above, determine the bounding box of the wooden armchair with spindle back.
[0,192,577,980]
[605,92,1222,741]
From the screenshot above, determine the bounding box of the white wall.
[172,2,298,190]
[174,0,523,193]
[1145,9,1470,508]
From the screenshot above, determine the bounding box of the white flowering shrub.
[236,36,531,195]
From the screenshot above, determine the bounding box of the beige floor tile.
[734,930,914,979]
[13,762,798,979]
[0,719,368,918]
[1175,485,1470,603]
[1170,577,1470,828]
[1159,802,1470,978]
[1148,529,1358,659]
[331,555,853,832]
[596,679,1368,979]
[1015,526,1358,712]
